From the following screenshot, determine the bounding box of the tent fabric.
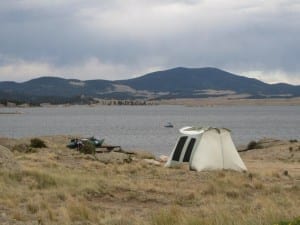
[165,127,247,172]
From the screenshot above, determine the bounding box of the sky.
[0,0,299,84]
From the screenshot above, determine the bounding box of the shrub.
[202,183,217,196]
[25,170,57,189]
[151,207,183,225]
[79,141,96,155]
[30,138,47,148]
[226,191,239,199]
[275,217,300,225]
[27,202,39,214]
[289,139,298,143]
[13,143,35,153]
[247,140,260,150]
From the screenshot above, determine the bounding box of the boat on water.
[164,122,174,128]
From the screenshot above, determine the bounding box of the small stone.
[143,159,161,166]
[159,155,169,162]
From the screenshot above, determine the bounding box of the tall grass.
[1,136,299,225]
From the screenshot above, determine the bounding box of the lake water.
[0,105,299,155]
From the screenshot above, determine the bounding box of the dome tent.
[165,127,247,172]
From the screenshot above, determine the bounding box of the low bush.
[247,140,261,150]
[274,217,300,225]
[24,170,57,189]
[151,207,183,225]
[30,138,47,148]
[79,141,96,155]
[13,143,35,153]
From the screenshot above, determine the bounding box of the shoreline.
[1,97,300,108]
[157,97,300,107]
[0,111,22,114]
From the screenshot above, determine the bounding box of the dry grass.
[0,136,299,225]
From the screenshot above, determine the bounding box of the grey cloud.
[0,1,153,65]
[0,0,299,83]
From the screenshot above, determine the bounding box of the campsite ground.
[0,136,299,225]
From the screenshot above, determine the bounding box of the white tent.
[165,126,247,172]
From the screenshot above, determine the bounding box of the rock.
[133,150,156,160]
[159,155,169,162]
[143,159,161,166]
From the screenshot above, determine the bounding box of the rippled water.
[0,105,299,155]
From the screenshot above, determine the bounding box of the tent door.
[183,138,196,162]
[172,136,188,161]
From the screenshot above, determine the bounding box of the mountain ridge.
[1,67,299,105]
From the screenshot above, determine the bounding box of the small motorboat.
[164,122,174,128]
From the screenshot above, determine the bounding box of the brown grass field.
[0,136,299,225]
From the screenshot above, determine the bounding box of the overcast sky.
[0,0,299,84]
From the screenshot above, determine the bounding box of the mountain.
[118,67,300,98]
[1,67,300,105]
[0,77,114,97]
[0,77,115,104]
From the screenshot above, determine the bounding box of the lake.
[0,105,299,155]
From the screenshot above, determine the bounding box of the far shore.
[158,97,300,107]
[0,111,23,114]
[1,97,300,109]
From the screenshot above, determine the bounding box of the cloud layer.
[0,0,299,83]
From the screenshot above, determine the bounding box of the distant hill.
[0,77,113,97]
[1,67,300,105]
[0,77,116,105]
[118,67,300,98]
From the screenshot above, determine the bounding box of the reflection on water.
[0,105,299,155]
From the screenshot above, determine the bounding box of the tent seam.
[220,132,224,168]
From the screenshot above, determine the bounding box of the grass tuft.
[79,141,96,155]
[30,138,47,148]
[247,140,263,150]
[13,143,36,153]
[274,217,300,225]
[24,170,57,189]
[67,200,93,221]
[151,207,183,225]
